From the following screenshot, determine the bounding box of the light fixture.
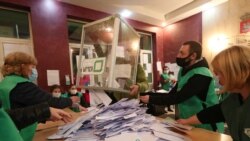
[120,9,132,18]
[105,27,112,32]
[161,22,167,27]
[208,34,228,55]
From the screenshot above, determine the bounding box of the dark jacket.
[142,58,212,105]
[10,82,72,109]
[1,100,50,130]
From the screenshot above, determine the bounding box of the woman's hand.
[176,119,189,125]
[49,107,72,123]
[78,105,88,112]
[176,115,201,125]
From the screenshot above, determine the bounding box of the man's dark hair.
[183,41,202,60]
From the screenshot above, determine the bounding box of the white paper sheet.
[146,64,152,73]
[47,70,60,86]
[116,46,125,58]
[157,61,162,73]
[143,54,149,63]
[165,62,180,80]
[114,64,131,79]
[89,89,112,106]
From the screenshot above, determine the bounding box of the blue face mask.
[29,68,38,82]
[214,75,222,89]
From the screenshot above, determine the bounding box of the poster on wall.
[240,19,250,33]
[47,70,60,86]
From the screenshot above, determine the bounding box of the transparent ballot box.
[76,15,140,93]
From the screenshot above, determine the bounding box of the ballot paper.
[49,99,191,141]
[89,89,112,106]
[162,119,193,132]
[105,132,158,141]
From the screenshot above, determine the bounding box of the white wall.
[202,0,250,64]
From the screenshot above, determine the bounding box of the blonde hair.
[1,52,37,76]
[211,46,250,91]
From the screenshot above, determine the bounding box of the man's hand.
[140,95,149,103]
[49,107,72,123]
[130,85,139,96]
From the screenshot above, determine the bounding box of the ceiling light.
[120,9,132,17]
[105,27,112,32]
[161,22,167,27]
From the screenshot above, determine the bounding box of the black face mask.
[176,54,192,67]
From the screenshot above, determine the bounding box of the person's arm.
[160,75,164,84]
[148,74,211,105]
[130,64,149,96]
[197,103,225,123]
[177,103,225,125]
[135,64,149,93]
[10,82,72,109]
[7,102,50,130]
[7,103,72,130]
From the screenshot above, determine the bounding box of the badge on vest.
[244,128,250,138]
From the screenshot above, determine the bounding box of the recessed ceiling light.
[120,9,132,17]
[161,22,167,27]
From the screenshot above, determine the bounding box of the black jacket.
[141,58,213,105]
[1,100,50,130]
[10,82,72,109]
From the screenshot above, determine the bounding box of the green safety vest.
[177,67,224,132]
[221,94,250,141]
[0,75,37,141]
[0,108,23,141]
[161,73,170,91]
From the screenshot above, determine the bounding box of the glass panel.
[78,18,115,89]
[0,8,30,39]
[139,33,152,50]
[76,16,140,93]
[71,48,80,76]
[68,21,85,43]
[115,20,140,89]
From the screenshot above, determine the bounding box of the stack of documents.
[52,98,192,141]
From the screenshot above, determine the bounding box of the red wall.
[163,13,202,63]
[0,0,164,90]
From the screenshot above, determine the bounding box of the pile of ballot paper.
[49,98,192,141]
[78,98,155,139]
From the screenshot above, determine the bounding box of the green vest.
[0,75,38,141]
[221,94,250,141]
[0,108,23,141]
[177,67,224,132]
[161,73,170,91]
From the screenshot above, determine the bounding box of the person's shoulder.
[77,92,82,97]
[60,93,69,98]
[16,81,36,87]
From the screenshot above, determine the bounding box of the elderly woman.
[0,52,79,141]
[177,46,250,141]
[0,100,71,141]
